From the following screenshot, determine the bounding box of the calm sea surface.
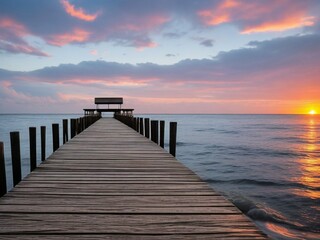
[0,114,319,239]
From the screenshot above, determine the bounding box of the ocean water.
[0,114,319,239]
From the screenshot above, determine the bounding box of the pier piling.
[63,119,68,144]
[10,131,21,186]
[0,142,6,197]
[170,122,177,157]
[151,120,159,144]
[52,123,59,152]
[29,127,37,171]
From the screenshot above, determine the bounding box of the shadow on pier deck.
[0,118,268,239]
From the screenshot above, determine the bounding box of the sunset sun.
[309,110,317,115]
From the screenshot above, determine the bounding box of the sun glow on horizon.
[309,110,317,115]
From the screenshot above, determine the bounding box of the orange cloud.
[60,0,99,22]
[47,28,91,46]
[198,0,238,26]
[242,16,315,34]
[198,0,315,33]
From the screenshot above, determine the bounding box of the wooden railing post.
[151,120,159,144]
[144,118,150,139]
[136,117,140,132]
[52,124,59,152]
[29,127,37,172]
[10,132,21,186]
[160,120,165,148]
[82,117,85,131]
[41,126,46,162]
[139,118,144,135]
[133,117,136,131]
[0,142,7,197]
[63,119,68,144]
[71,119,76,138]
[170,122,177,157]
[77,118,81,133]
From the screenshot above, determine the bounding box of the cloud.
[200,39,214,47]
[60,0,100,22]
[0,17,49,56]
[197,0,317,33]
[163,31,187,39]
[90,49,98,55]
[0,0,319,56]
[1,33,319,89]
[46,28,91,46]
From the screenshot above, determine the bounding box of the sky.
[0,0,320,114]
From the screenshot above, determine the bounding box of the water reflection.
[294,117,320,199]
[265,222,297,239]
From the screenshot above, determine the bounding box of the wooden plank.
[0,118,268,239]
[0,213,263,234]
[0,234,267,240]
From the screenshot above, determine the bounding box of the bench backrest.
[95,97,123,105]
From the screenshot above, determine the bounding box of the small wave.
[195,127,216,132]
[230,195,313,234]
[204,144,306,158]
[204,178,313,189]
[195,128,239,134]
[265,126,291,130]
[271,136,306,143]
[200,161,219,166]
[176,142,200,147]
[194,151,212,156]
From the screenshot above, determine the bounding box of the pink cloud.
[197,0,315,33]
[0,18,49,56]
[0,81,54,104]
[0,18,28,37]
[46,28,91,46]
[60,0,99,22]
[90,49,98,55]
[57,93,92,102]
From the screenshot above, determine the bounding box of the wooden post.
[160,120,165,148]
[29,127,37,172]
[71,119,76,138]
[79,118,83,133]
[52,124,59,152]
[145,118,150,139]
[82,117,85,131]
[41,126,46,162]
[63,119,68,144]
[139,118,144,135]
[132,118,136,130]
[170,122,177,157]
[0,142,7,197]
[136,117,140,132]
[77,118,81,133]
[151,120,159,144]
[10,132,21,187]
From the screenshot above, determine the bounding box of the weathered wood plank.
[0,213,262,234]
[0,234,267,240]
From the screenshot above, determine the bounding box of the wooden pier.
[0,118,268,239]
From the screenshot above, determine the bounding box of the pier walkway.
[0,118,267,239]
